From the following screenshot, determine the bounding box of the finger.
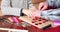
[38,3,44,10]
[29,12,35,19]
[28,14,32,18]
[27,11,32,18]
[31,15,35,19]
[41,5,48,10]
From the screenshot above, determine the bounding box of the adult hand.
[39,2,48,11]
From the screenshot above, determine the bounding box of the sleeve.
[1,0,22,16]
[46,0,60,8]
[28,0,33,9]
[41,8,60,20]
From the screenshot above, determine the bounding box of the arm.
[46,0,60,8]
[39,0,60,20]
[41,8,60,20]
[1,0,23,16]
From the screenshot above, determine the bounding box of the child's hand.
[39,2,48,11]
[30,11,41,18]
[22,9,33,17]
[22,8,41,18]
[22,6,38,17]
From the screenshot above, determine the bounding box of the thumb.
[41,5,48,10]
[38,3,44,10]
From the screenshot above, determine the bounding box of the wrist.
[22,9,26,14]
[22,9,29,14]
[20,8,24,16]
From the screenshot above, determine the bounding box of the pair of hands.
[23,7,40,18]
[23,2,48,18]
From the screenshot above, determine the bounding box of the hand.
[39,2,48,11]
[30,11,41,18]
[22,9,33,17]
[22,6,38,17]
[22,7,41,18]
